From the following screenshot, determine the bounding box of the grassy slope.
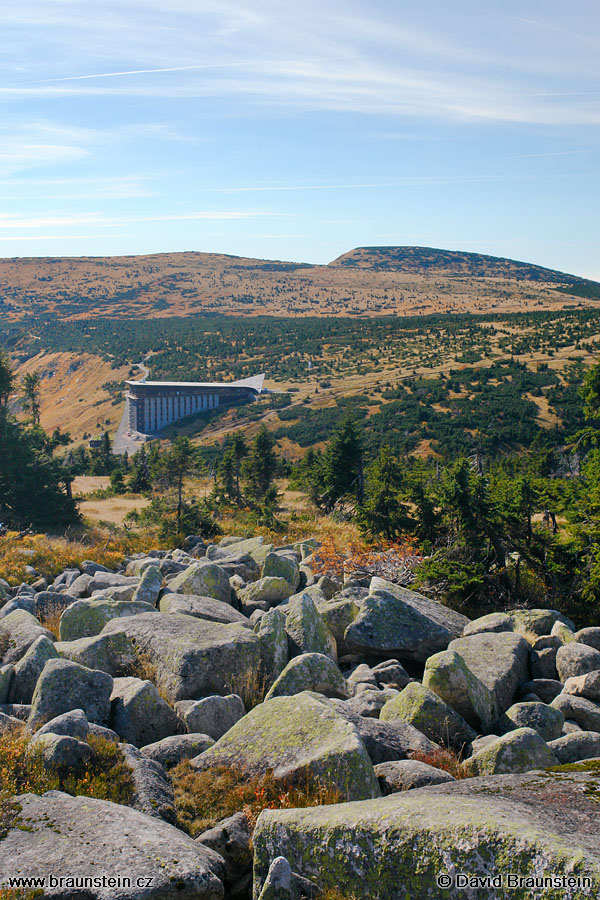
[0,246,597,323]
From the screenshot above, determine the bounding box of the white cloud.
[1,0,599,125]
[0,210,277,231]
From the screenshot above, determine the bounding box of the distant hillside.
[330,246,587,284]
[0,246,597,324]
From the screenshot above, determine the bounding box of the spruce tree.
[0,355,78,530]
[243,426,278,501]
[357,446,412,540]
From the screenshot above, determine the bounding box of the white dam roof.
[126,374,265,392]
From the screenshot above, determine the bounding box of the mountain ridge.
[0,246,597,323]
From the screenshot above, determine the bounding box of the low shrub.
[172,764,344,837]
[0,529,152,585]
[410,747,470,780]
[0,728,134,806]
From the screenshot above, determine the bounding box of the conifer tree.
[243,426,278,501]
[357,446,412,539]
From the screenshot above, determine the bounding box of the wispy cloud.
[1,1,599,125]
[41,62,246,83]
[0,210,278,230]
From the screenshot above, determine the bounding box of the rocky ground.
[0,535,599,899]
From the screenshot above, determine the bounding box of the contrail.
[41,62,243,83]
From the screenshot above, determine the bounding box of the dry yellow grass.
[0,529,156,585]
[14,352,131,440]
[1,250,588,324]
[79,496,151,526]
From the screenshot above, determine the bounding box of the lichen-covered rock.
[371,659,410,690]
[254,608,289,684]
[344,578,469,662]
[252,768,600,900]
[191,692,379,801]
[556,642,600,682]
[347,663,377,689]
[159,593,248,625]
[530,646,560,680]
[110,677,183,747]
[28,732,92,773]
[574,626,600,650]
[121,742,177,823]
[261,553,300,590]
[131,564,162,606]
[265,653,348,701]
[342,688,399,719]
[126,557,162,577]
[380,681,476,748]
[101,613,261,703]
[196,812,252,886]
[500,701,564,742]
[211,551,260,582]
[8,635,59,704]
[462,612,513,636]
[33,590,74,620]
[374,759,456,795]
[548,732,600,764]
[167,562,231,604]
[36,708,89,740]
[238,578,293,614]
[0,665,13,704]
[423,649,495,732]
[552,620,576,643]
[284,594,337,662]
[0,791,224,899]
[141,733,215,768]
[447,631,529,720]
[563,670,600,703]
[256,856,298,900]
[59,597,157,641]
[332,703,437,764]
[0,609,54,664]
[518,678,563,704]
[55,630,136,677]
[509,608,575,636]
[176,694,245,740]
[28,659,113,729]
[551,693,600,732]
[88,571,138,593]
[315,597,360,657]
[0,710,21,733]
[466,727,558,775]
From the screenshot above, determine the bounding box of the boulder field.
[0,534,599,899]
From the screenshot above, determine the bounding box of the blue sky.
[1,0,599,277]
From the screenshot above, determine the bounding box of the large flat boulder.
[253,767,600,899]
[102,612,261,703]
[59,598,157,641]
[191,691,379,801]
[158,593,249,626]
[55,631,136,676]
[447,631,529,719]
[344,578,469,662]
[0,791,224,899]
[167,562,231,604]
